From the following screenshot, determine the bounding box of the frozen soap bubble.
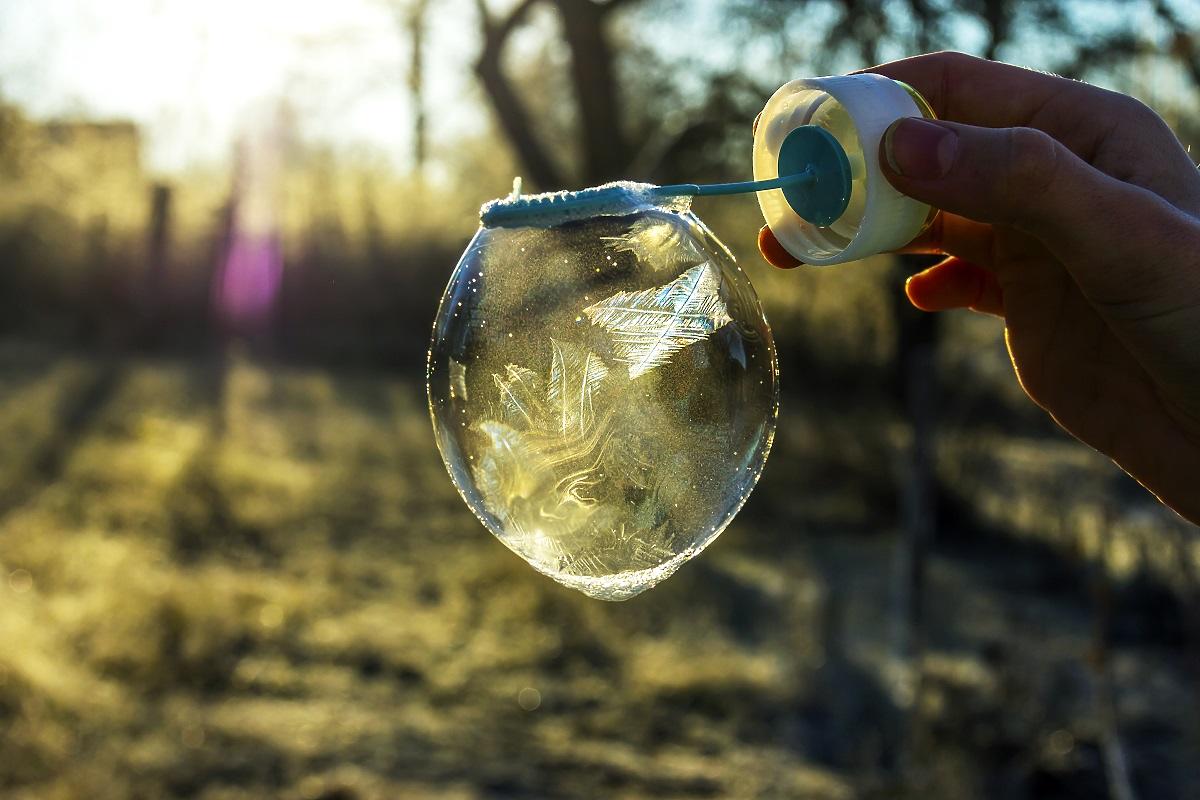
[427,186,778,600]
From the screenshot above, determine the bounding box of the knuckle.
[1115,93,1157,123]
[923,51,983,119]
[1003,127,1061,208]
[930,50,977,68]
[1117,94,1179,142]
[1100,91,1174,140]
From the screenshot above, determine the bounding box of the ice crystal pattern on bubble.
[583,263,733,379]
[429,208,778,600]
[547,339,610,437]
[491,339,610,440]
[601,218,706,272]
[468,265,740,588]
[476,338,617,517]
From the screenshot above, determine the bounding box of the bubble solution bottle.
[752,73,939,265]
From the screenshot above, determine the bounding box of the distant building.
[41,119,142,176]
[0,109,146,231]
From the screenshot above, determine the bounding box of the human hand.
[757,52,1200,524]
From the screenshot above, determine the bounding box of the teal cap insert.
[776,125,852,227]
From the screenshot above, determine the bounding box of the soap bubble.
[427,196,778,600]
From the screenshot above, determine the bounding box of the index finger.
[858,51,1103,129]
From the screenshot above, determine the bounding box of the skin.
[757,52,1200,525]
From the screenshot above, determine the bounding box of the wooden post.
[406,0,430,176]
[147,183,172,282]
[141,182,173,342]
[890,254,941,778]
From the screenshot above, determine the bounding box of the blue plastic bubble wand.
[480,125,853,230]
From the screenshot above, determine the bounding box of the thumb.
[880,117,1099,235]
[879,117,1199,308]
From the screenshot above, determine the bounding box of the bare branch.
[1153,0,1200,90]
[473,0,565,188]
[601,0,645,11]
[476,0,542,41]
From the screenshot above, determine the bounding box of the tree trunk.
[472,0,641,189]
[553,0,631,183]
[889,254,941,779]
[982,0,1013,61]
[473,0,566,189]
[406,0,431,175]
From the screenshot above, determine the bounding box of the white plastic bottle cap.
[753,73,932,266]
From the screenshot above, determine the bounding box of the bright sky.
[0,0,754,177]
[1,0,1195,176]
[0,0,804,173]
[0,0,488,173]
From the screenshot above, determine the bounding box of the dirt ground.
[0,340,1197,799]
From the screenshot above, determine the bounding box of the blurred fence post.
[406,0,430,177]
[147,183,172,283]
[1091,502,1138,800]
[139,181,173,343]
[889,254,941,775]
[207,186,236,339]
[83,213,110,340]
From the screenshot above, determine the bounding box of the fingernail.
[757,226,801,269]
[884,118,957,179]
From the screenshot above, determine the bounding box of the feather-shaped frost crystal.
[583,263,733,378]
[493,364,543,427]
[490,340,609,437]
[547,338,609,435]
[601,218,706,272]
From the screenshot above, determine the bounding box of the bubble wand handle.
[480,169,820,228]
[480,125,852,229]
[651,167,816,198]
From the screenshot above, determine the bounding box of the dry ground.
[0,339,1196,799]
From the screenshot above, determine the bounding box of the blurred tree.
[379,0,435,177]
[395,0,432,176]
[723,0,1200,90]
[0,100,32,182]
[472,0,645,187]
[469,0,783,189]
[467,0,1197,194]
[1154,0,1200,88]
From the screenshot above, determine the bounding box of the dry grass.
[0,342,1196,799]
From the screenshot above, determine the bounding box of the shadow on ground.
[0,342,1196,799]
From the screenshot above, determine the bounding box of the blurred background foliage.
[1,1,1199,798]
